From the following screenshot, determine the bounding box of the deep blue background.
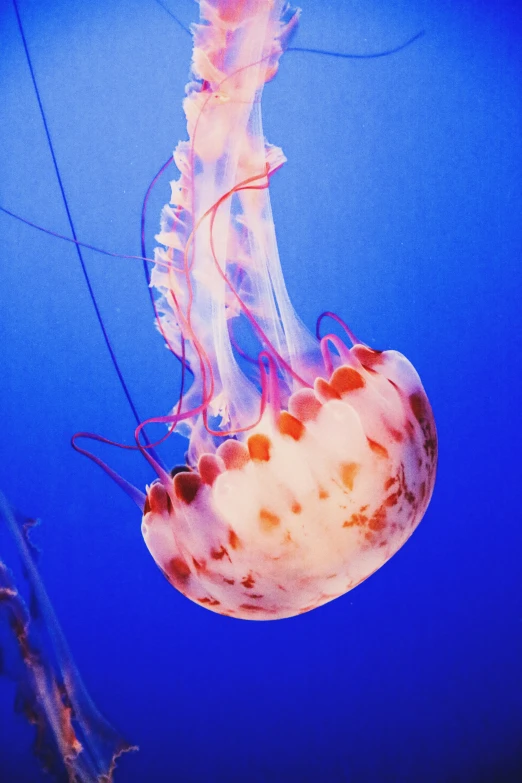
[1,1,521,781]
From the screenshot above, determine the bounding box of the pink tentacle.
[71,433,146,510]
[316,310,363,347]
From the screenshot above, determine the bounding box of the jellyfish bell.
[138,0,437,620]
[142,341,436,620]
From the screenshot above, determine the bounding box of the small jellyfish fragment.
[0,491,136,781]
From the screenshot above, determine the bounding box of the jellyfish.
[0,492,136,781]
[120,0,437,621]
[1,0,436,625]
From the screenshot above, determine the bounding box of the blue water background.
[1,0,521,780]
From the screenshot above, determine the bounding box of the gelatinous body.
[141,0,437,619]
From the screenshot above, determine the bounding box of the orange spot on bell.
[241,573,255,588]
[314,377,341,402]
[174,472,201,504]
[228,528,241,549]
[198,453,224,485]
[288,388,322,421]
[147,481,172,516]
[216,440,250,470]
[248,433,271,461]
[352,345,384,369]
[340,462,360,491]
[409,391,427,423]
[167,557,191,584]
[278,411,305,441]
[259,508,280,531]
[368,506,387,532]
[192,557,205,571]
[367,438,389,459]
[343,512,368,528]
[385,491,400,507]
[330,366,365,394]
[210,546,228,560]
[386,425,404,442]
[197,596,220,606]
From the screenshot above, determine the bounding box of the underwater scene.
[1,0,521,781]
